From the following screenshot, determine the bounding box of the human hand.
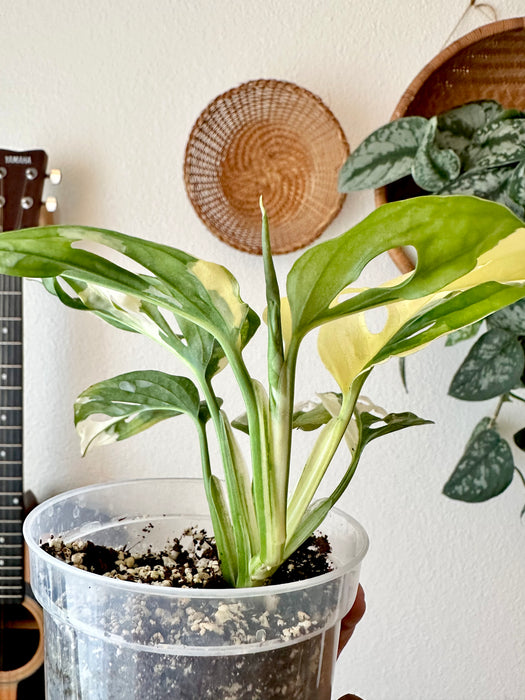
[337,584,366,657]
[337,584,366,700]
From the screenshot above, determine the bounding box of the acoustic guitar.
[0,149,60,700]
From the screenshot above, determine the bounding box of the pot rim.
[24,477,369,598]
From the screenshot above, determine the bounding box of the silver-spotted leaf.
[437,165,514,198]
[435,100,504,154]
[443,418,514,502]
[449,327,525,401]
[506,160,525,207]
[445,321,482,346]
[338,117,428,191]
[464,119,525,170]
[487,298,525,334]
[412,117,461,191]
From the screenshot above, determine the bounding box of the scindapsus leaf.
[463,119,525,170]
[449,327,525,401]
[443,418,514,502]
[338,116,428,191]
[412,117,461,191]
[487,298,525,334]
[445,321,482,346]
[506,160,525,207]
[435,100,504,154]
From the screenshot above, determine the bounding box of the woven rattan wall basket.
[374,17,525,272]
[184,79,349,254]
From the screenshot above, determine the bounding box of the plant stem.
[488,393,508,429]
[514,466,525,490]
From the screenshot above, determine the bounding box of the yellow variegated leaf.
[444,226,525,290]
[190,259,248,338]
[318,292,433,391]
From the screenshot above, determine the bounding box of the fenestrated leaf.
[286,196,524,343]
[443,418,515,502]
[412,117,461,191]
[463,119,525,170]
[449,327,525,401]
[445,320,482,346]
[0,225,256,360]
[435,100,504,154]
[506,160,525,207]
[487,298,525,334]
[74,370,201,456]
[373,282,525,365]
[338,116,428,191]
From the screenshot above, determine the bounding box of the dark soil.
[41,527,333,588]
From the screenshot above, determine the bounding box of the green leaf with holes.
[443,418,515,502]
[338,116,428,191]
[449,327,525,401]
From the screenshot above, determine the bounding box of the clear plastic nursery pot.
[24,478,368,700]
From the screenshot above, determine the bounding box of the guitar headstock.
[0,149,60,232]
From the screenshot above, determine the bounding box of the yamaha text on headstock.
[0,149,60,700]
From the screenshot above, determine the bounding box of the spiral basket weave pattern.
[184,80,349,254]
[373,17,525,272]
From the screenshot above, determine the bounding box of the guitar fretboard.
[0,274,23,602]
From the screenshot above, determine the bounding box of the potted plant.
[3,194,525,698]
[338,99,525,514]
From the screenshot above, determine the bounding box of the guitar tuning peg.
[44,196,58,213]
[48,169,62,185]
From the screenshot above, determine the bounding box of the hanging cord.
[441,0,497,49]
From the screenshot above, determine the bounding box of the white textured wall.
[2,2,525,698]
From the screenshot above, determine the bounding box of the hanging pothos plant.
[339,99,525,513]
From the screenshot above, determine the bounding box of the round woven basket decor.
[373,17,525,272]
[184,79,349,254]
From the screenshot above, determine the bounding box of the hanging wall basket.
[374,17,525,272]
[184,79,349,254]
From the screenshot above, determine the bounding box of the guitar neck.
[0,273,23,603]
[0,149,55,604]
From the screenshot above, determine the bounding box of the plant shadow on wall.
[339,99,525,513]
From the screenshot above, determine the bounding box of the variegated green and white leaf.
[412,117,461,191]
[74,370,201,455]
[338,116,428,191]
[443,418,514,502]
[449,327,525,401]
[0,225,258,360]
